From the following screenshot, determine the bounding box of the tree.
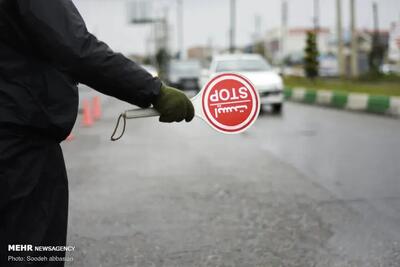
[304,31,319,79]
[252,41,265,57]
[368,34,385,75]
[155,48,170,80]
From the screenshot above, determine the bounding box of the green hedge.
[304,90,317,104]
[367,95,390,114]
[331,91,348,108]
[284,88,293,100]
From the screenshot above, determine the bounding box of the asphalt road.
[63,96,400,267]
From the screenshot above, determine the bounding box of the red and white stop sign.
[118,73,260,140]
[201,73,260,134]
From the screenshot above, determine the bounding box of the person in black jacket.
[0,0,194,266]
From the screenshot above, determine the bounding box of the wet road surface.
[63,97,400,267]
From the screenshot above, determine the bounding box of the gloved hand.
[153,84,195,123]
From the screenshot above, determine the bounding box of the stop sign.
[114,73,260,140]
[201,73,260,134]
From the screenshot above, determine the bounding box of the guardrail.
[284,87,400,117]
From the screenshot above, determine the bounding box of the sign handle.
[111,93,203,141]
[124,108,160,119]
[124,94,201,120]
[110,108,159,141]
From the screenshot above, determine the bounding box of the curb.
[284,87,400,117]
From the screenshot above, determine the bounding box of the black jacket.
[0,0,161,140]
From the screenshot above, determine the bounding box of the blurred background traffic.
[66,0,400,266]
[75,0,400,108]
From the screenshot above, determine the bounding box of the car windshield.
[216,58,271,72]
[171,61,201,75]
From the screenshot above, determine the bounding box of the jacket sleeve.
[16,0,161,108]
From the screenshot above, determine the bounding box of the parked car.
[381,64,400,75]
[202,54,284,113]
[168,60,202,91]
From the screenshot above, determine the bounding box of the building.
[388,22,400,63]
[265,26,390,76]
[187,46,217,67]
[265,27,331,65]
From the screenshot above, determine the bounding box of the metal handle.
[124,108,160,119]
[111,94,200,141]
[110,108,160,141]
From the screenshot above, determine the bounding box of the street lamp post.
[314,0,319,34]
[280,0,288,73]
[229,0,236,53]
[336,0,345,76]
[350,0,359,78]
[177,0,183,59]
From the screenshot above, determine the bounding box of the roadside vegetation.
[284,75,400,97]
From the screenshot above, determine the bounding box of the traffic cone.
[82,99,94,127]
[92,96,102,120]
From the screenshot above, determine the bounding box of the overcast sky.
[73,0,400,56]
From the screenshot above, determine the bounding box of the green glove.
[153,84,195,123]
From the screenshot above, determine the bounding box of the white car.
[168,60,202,91]
[202,54,284,113]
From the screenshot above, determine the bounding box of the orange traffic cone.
[92,96,102,120]
[65,133,75,141]
[82,99,94,127]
